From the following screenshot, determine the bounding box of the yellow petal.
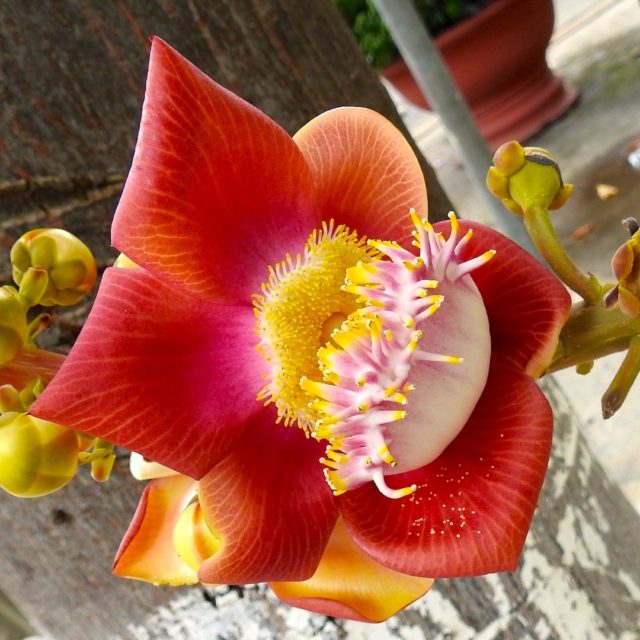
[173,500,221,572]
[270,518,433,623]
[113,475,199,586]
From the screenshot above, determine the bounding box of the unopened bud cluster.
[0,230,100,497]
[11,228,97,306]
[0,229,97,367]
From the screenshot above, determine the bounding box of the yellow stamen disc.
[254,223,376,432]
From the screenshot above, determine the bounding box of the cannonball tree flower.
[31,38,570,621]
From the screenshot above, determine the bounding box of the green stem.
[523,205,602,305]
[601,335,640,418]
[547,303,640,373]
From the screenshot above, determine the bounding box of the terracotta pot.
[381,0,578,149]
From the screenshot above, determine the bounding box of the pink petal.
[293,107,427,244]
[113,475,198,585]
[113,38,320,304]
[440,220,571,377]
[340,358,552,577]
[31,267,267,479]
[270,518,433,623]
[198,407,338,584]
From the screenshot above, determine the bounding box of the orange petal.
[270,518,433,623]
[0,348,65,389]
[293,107,427,245]
[113,475,198,586]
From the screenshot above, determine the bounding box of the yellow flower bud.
[173,500,221,572]
[11,229,97,306]
[487,141,573,215]
[0,286,28,366]
[605,223,640,317]
[0,413,79,497]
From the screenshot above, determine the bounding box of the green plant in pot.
[334,0,491,69]
[334,0,578,149]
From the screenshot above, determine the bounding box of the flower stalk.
[547,303,640,373]
[523,205,603,306]
[601,335,640,419]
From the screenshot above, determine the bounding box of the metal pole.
[371,0,537,253]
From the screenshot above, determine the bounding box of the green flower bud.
[0,413,79,497]
[0,286,28,366]
[487,141,573,215]
[11,229,97,306]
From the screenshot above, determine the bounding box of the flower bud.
[0,286,28,366]
[0,413,79,497]
[487,141,573,215]
[605,221,640,317]
[11,229,97,306]
[172,500,220,572]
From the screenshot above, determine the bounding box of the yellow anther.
[395,485,417,498]
[410,209,422,228]
[409,330,423,349]
[482,250,497,263]
[387,391,408,405]
[448,211,460,233]
[319,457,339,470]
[378,444,397,465]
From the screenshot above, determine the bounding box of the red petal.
[198,408,338,584]
[113,475,198,585]
[438,220,570,377]
[293,108,427,243]
[270,518,433,622]
[31,267,267,479]
[340,359,552,577]
[112,38,319,304]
